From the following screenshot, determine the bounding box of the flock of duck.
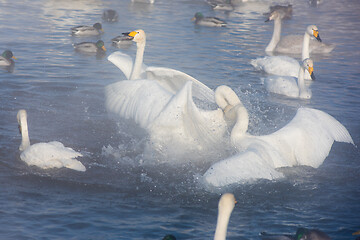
[6,1,357,239]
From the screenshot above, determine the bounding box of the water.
[0,0,359,239]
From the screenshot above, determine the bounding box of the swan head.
[306,25,322,42]
[17,109,30,151]
[302,58,316,80]
[265,9,285,22]
[123,29,146,44]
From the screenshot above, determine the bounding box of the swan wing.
[105,79,173,128]
[148,81,227,149]
[276,34,304,53]
[20,141,85,171]
[203,148,284,187]
[259,108,354,168]
[145,66,215,103]
[108,51,147,80]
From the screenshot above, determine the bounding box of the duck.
[111,34,133,48]
[17,110,86,172]
[108,29,215,103]
[251,25,321,80]
[73,40,106,53]
[102,9,118,22]
[207,0,234,11]
[264,10,334,54]
[203,85,354,187]
[0,50,16,66]
[263,58,315,99]
[192,12,227,27]
[71,23,103,36]
[105,80,231,153]
[261,227,331,240]
[214,193,236,240]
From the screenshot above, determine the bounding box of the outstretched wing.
[105,79,173,128]
[145,66,215,103]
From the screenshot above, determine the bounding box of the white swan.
[108,29,215,103]
[203,86,354,187]
[105,80,236,153]
[17,110,86,172]
[251,25,321,80]
[263,58,315,99]
[214,193,236,240]
[264,10,335,54]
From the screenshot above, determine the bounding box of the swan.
[17,110,86,172]
[108,29,215,103]
[263,58,315,99]
[102,9,118,22]
[105,80,232,152]
[0,50,16,66]
[261,227,331,240]
[264,10,334,54]
[73,40,106,53]
[192,12,227,27]
[214,193,236,240]
[71,23,103,36]
[251,25,321,80]
[203,85,354,187]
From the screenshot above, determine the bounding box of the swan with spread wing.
[203,86,354,187]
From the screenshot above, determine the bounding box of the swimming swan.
[203,86,354,187]
[252,25,321,80]
[263,58,315,99]
[17,110,86,172]
[265,10,334,54]
[214,193,236,240]
[105,80,236,152]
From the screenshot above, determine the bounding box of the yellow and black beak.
[122,31,137,40]
[308,66,316,80]
[313,29,322,42]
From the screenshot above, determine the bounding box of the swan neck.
[297,65,306,96]
[265,18,282,52]
[214,209,231,240]
[130,41,145,80]
[230,104,249,146]
[19,116,30,151]
[302,32,310,60]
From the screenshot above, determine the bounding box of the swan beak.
[265,17,270,22]
[308,66,316,80]
[101,46,107,51]
[313,30,322,42]
[121,32,134,41]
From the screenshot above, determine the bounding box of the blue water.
[0,0,359,239]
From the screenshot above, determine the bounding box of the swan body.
[71,23,103,36]
[252,25,321,80]
[203,86,354,187]
[192,12,227,27]
[263,58,315,99]
[17,110,86,172]
[214,193,236,240]
[73,40,106,53]
[0,50,16,66]
[102,9,118,22]
[105,80,230,152]
[265,10,334,54]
